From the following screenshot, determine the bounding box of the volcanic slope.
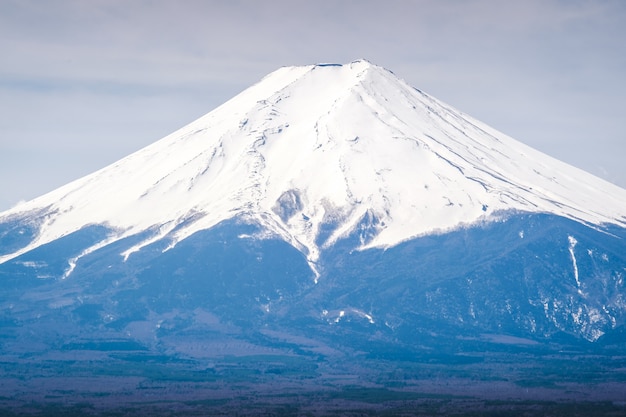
[1,59,626,274]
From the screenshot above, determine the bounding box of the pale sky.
[1,0,625,211]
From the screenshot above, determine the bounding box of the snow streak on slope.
[1,60,626,270]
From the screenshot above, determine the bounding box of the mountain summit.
[2,59,625,272]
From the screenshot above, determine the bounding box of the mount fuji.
[2,60,626,415]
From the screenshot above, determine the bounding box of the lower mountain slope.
[2,211,625,352]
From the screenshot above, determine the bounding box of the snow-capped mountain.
[1,59,625,273]
[2,60,626,412]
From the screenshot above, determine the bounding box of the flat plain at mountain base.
[1,350,626,416]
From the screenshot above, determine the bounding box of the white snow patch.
[62,234,120,279]
[603,305,616,328]
[334,310,345,323]
[17,261,47,268]
[327,307,374,324]
[567,235,582,294]
[572,306,583,325]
